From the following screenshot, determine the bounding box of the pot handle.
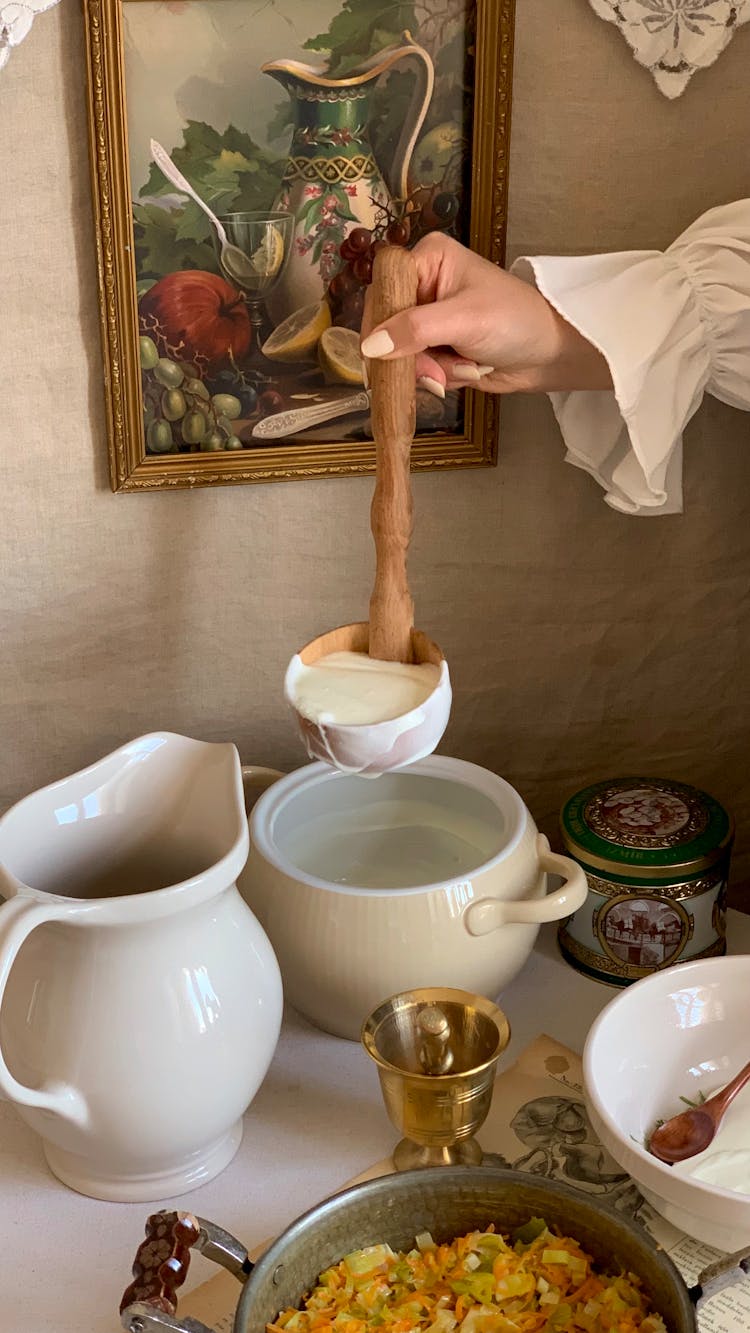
[464,835,588,936]
[120,1209,253,1333]
[0,896,90,1126]
[689,1244,750,1309]
[242,764,285,817]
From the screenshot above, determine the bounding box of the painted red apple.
[139,270,252,371]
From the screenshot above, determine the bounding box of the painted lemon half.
[250,224,285,279]
[262,300,332,363]
[318,327,365,385]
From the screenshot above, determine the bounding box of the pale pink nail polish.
[360,329,395,358]
[417,376,446,400]
[452,364,481,382]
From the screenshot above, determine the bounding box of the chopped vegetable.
[267,1223,667,1333]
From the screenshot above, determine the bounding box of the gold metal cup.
[361,987,510,1171]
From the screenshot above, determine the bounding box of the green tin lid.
[561,777,734,880]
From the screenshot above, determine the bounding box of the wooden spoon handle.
[367,245,418,663]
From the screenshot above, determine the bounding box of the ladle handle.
[367,246,418,663]
[705,1059,750,1118]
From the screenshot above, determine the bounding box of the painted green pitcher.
[262,31,434,322]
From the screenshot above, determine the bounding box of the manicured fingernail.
[452,363,481,382]
[477,365,495,377]
[361,359,369,389]
[360,329,395,358]
[417,375,446,400]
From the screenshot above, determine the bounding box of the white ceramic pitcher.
[0,733,283,1202]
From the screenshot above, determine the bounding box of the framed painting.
[83,0,515,491]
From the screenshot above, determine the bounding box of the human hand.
[360,232,612,396]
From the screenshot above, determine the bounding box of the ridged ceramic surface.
[242,758,587,1039]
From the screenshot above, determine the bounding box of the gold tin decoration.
[558,777,734,987]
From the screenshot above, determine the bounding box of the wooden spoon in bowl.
[284,245,451,775]
[648,1059,750,1164]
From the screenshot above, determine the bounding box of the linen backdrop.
[1,1,749,889]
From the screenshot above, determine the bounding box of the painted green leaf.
[173,200,211,244]
[134,121,283,280]
[303,0,418,77]
[134,204,218,280]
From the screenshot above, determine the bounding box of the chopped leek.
[513,1218,547,1246]
[268,1222,667,1333]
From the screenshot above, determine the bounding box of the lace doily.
[0,0,61,72]
[589,0,750,98]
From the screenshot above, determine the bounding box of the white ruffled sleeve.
[510,200,750,515]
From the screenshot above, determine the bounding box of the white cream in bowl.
[670,1088,750,1195]
[287,650,440,726]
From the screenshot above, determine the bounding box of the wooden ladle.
[284,246,451,775]
[649,1060,750,1165]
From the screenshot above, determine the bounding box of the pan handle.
[120,1209,253,1333]
[689,1244,750,1310]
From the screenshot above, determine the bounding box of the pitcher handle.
[241,765,284,817]
[464,836,589,936]
[120,1209,253,1333]
[0,896,90,1126]
[383,33,435,200]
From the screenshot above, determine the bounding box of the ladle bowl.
[285,622,451,775]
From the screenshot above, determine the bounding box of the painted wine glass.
[214,210,294,373]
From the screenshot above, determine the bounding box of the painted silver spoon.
[149,138,256,288]
[649,1059,750,1164]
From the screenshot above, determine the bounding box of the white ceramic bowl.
[240,756,588,1040]
[583,956,750,1252]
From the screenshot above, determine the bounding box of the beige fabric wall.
[2,3,749,879]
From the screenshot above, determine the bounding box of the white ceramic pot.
[0,734,283,1202]
[239,757,588,1040]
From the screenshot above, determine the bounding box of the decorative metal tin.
[558,777,734,987]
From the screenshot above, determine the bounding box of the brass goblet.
[362,987,510,1171]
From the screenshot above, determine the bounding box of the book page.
[179,1037,748,1332]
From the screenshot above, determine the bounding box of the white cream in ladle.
[288,650,440,726]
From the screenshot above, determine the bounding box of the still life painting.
[84,0,514,490]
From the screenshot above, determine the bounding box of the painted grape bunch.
[326,188,460,330]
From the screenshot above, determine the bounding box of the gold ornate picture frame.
[83,0,515,492]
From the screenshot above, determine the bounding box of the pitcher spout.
[262,31,434,199]
[0,733,250,909]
